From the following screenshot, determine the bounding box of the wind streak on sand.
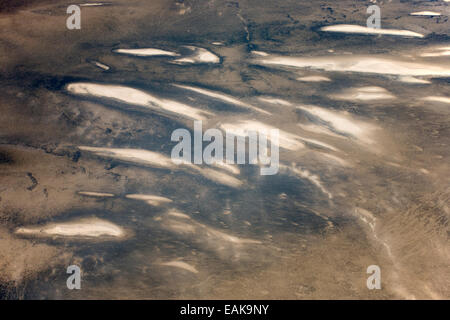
[78,146,243,188]
[220,120,304,151]
[78,191,115,197]
[296,75,331,82]
[296,105,377,145]
[125,194,173,206]
[330,86,396,101]
[161,211,262,245]
[15,218,125,239]
[66,82,212,121]
[421,96,450,104]
[320,24,424,38]
[279,164,333,199]
[410,11,441,16]
[160,261,199,274]
[420,47,450,57]
[174,84,271,115]
[113,48,180,57]
[171,46,220,64]
[254,55,450,77]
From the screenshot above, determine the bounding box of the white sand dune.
[78,191,115,197]
[420,46,450,57]
[197,167,243,188]
[174,84,271,115]
[15,218,125,239]
[296,75,331,82]
[421,96,450,104]
[297,136,337,152]
[320,24,424,38]
[331,86,396,101]
[113,48,179,57]
[279,164,333,199]
[91,61,110,70]
[397,76,431,84]
[125,194,173,206]
[220,120,304,151]
[316,152,350,167]
[297,123,344,139]
[257,97,292,106]
[79,146,175,169]
[79,146,243,188]
[297,105,377,144]
[66,82,212,121]
[251,51,270,56]
[163,213,261,245]
[160,261,199,274]
[255,55,450,77]
[410,11,441,16]
[79,3,109,7]
[211,160,241,175]
[167,210,191,219]
[171,46,220,64]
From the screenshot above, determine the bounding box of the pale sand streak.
[163,212,262,245]
[167,210,191,219]
[320,24,424,38]
[78,146,243,188]
[255,55,450,77]
[174,84,271,115]
[410,11,441,16]
[125,194,173,206]
[220,120,304,151]
[330,86,396,101]
[160,261,199,274]
[298,136,337,152]
[79,3,109,7]
[258,97,292,106]
[78,191,115,197]
[421,96,450,104]
[113,48,179,57]
[171,46,220,64]
[91,61,110,70]
[279,164,333,199]
[296,105,377,144]
[420,47,450,57]
[66,82,212,121]
[15,218,125,238]
[296,76,331,82]
[397,76,431,84]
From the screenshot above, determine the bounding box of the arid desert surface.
[0,0,449,299]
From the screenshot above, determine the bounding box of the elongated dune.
[410,11,441,16]
[160,260,199,274]
[297,105,377,145]
[320,24,424,38]
[66,82,212,121]
[174,84,271,115]
[125,194,173,206]
[15,218,126,239]
[330,86,396,101]
[171,46,220,64]
[78,191,115,197]
[79,146,243,188]
[220,120,304,151]
[255,54,450,77]
[113,48,179,57]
